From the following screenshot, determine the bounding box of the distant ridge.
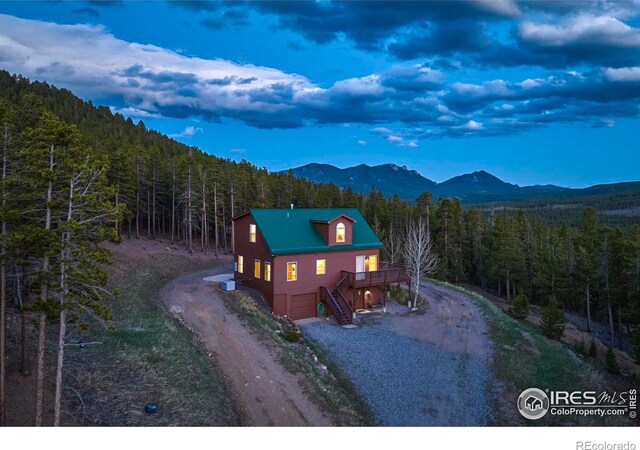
[288,163,640,204]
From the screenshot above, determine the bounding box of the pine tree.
[508,290,529,320]
[605,348,620,375]
[575,208,600,333]
[588,338,598,358]
[540,296,565,340]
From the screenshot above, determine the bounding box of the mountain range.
[289,163,640,204]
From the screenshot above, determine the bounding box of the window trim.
[254,259,261,278]
[336,222,346,243]
[249,224,257,243]
[316,259,326,275]
[287,261,298,282]
[264,262,271,282]
[237,255,244,274]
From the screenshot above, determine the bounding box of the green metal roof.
[249,208,383,255]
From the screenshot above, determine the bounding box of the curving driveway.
[299,280,494,426]
[160,267,332,426]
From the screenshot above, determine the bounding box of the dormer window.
[336,222,346,243]
[249,224,256,243]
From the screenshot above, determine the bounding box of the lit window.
[287,262,297,281]
[249,224,256,243]
[237,255,244,274]
[264,262,271,282]
[369,255,378,272]
[316,259,326,275]
[336,222,345,243]
[254,260,261,278]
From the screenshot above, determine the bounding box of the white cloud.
[169,126,203,138]
[605,66,640,81]
[230,148,247,153]
[109,106,162,119]
[403,140,419,148]
[520,14,640,48]
[459,120,484,131]
[357,139,367,146]
[0,13,315,118]
[386,135,403,143]
[370,127,393,135]
[467,0,521,17]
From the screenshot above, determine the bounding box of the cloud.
[230,147,246,153]
[357,139,367,146]
[519,14,640,47]
[1,14,639,140]
[605,66,640,81]
[169,125,203,138]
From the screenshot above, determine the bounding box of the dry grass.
[61,239,241,426]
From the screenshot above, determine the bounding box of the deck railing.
[341,262,410,289]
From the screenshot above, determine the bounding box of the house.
[233,208,410,325]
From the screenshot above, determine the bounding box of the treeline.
[372,192,640,357]
[0,71,639,425]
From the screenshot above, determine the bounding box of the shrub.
[508,291,529,320]
[605,348,620,375]
[284,330,300,343]
[540,296,565,340]
[574,340,586,356]
[588,338,598,358]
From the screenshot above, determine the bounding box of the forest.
[0,70,639,426]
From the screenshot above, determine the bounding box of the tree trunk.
[607,300,615,348]
[114,182,120,238]
[171,170,175,245]
[34,311,46,426]
[21,312,29,375]
[506,275,511,302]
[36,142,55,426]
[230,184,235,254]
[585,284,592,333]
[135,157,140,239]
[146,187,151,239]
[186,159,193,255]
[213,182,219,257]
[152,168,156,239]
[53,309,66,427]
[0,121,7,425]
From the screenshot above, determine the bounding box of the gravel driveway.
[299,281,494,426]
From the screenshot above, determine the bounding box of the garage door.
[290,293,316,320]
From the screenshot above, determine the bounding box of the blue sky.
[0,1,639,187]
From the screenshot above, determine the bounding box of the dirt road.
[387,281,492,361]
[160,268,332,426]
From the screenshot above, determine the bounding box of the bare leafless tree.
[402,217,438,309]
[384,223,403,265]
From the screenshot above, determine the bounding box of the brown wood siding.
[273,247,380,319]
[233,212,274,306]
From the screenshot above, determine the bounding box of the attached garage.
[289,293,316,320]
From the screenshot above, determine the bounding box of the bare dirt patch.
[160,269,333,426]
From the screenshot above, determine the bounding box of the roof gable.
[310,212,356,224]
[246,208,382,255]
